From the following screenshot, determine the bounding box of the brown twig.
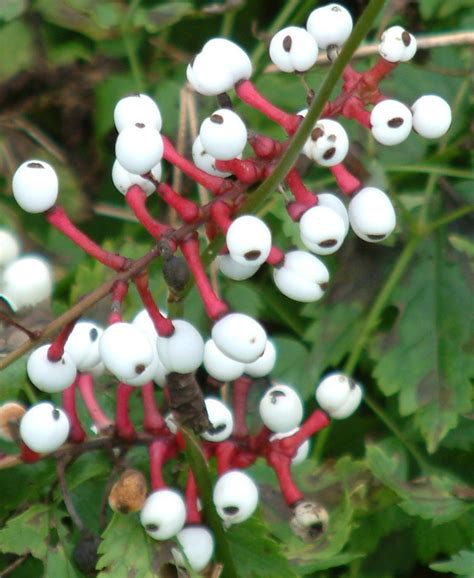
[0,311,41,340]
[0,555,28,577]
[57,457,85,532]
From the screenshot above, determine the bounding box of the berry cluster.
[1,2,452,573]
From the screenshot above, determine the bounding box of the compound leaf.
[0,504,50,559]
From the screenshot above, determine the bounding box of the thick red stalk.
[46,206,127,271]
[125,186,174,242]
[62,378,86,442]
[215,159,262,184]
[185,470,202,524]
[285,169,318,207]
[141,381,166,435]
[266,452,303,506]
[248,133,282,160]
[149,439,169,490]
[363,57,398,88]
[209,201,233,234]
[77,373,113,432]
[108,280,129,325]
[180,235,229,321]
[330,163,361,195]
[157,183,199,223]
[235,80,300,134]
[47,319,77,362]
[115,382,136,440]
[134,272,174,336]
[279,410,330,455]
[232,376,252,439]
[215,440,237,475]
[266,246,285,267]
[341,97,372,128]
[20,443,40,463]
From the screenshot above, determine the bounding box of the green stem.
[220,8,237,38]
[387,165,474,180]
[122,0,144,92]
[428,204,474,233]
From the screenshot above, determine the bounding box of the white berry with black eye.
[306,4,353,50]
[176,526,214,573]
[244,339,276,378]
[349,187,396,242]
[217,253,260,281]
[370,100,413,146]
[201,398,234,442]
[122,348,162,387]
[99,322,155,383]
[156,320,204,374]
[213,470,259,525]
[203,339,245,382]
[299,205,347,255]
[12,160,59,213]
[226,215,272,267]
[114,94,162,133]
[316,373,362,419]
[20,402,70,453]
[259,383,303,433]
[27,345,77,393]
[112,159,157,196]
[115,123,164,175]
[192,136,231,178]
[199,109,247,161]
[317,193,349,234]
[0,256,53,311]
[269,26,319,73]
[132,310,168,386]
[140,489,186,540]
[64,321,103,372]
[304,118,349,167]
[378,26,417,63]
[212,313,267,363]
[412,95,452,139]
[202,38,252,84]
[270,428,310,465]
[273,250,329,303]
[0,229,21,268]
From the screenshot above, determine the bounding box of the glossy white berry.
[199,109,247,161]
[0,229,21,268]
[269,26,318,73]
[115,123,164,175]
[317,193,349,234]
[132,310,168,386]
[378,26,417,63]
[140,489,186,540]
[226,215,272,267]
[273,250,329,303]
[370,100,413,146]
[64,321,103,372]
[259,383,303,433]
[213,470,259,525]
[99,322,155,383]
[412,95,452,139]
[349,187,396,242]
[203,339,245,382]
[114,94,162,133]
[192,136,231,177]
[112,159,158,196]
[0,255,53,311]
[300,205,347,255]
[12,160,58,213]
[217,253,260,281]
[20,403,70,453]
[315,373,362,419]
[306,4,353,49]
[203,38,252,83]
[212,313,267,363]
[302,116,349,166]
[27,345,77,393]
[270,428,310,465]
[156,320,204,374]
[244,339,276,377]
[201,398,234,442]
[122,349,162,387]
[175,526,214,573]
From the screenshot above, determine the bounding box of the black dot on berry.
[308,521,324,538]
[388,117,404,128]
[270,390,285,404]
[367,234,386,240]
[283,35,292,52]
[327,134,337,143]
[223,506,239,515]
[244,250,261,261]
[323,147,336,160]
[319,239,337,248]
[52,408,61,421]
[401,31,411,46]
[319,282,328,291]
[208,423,227,435]
[311,127,324,141]
[135,364,146,374]
[145,524,159,532]
[211,114,224,124]
[349,379,356,390]
[27,162,44,169]
[89,328,98,341]
[135,122,145,128]
[331,5,341,11]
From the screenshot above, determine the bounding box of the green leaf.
[136,3,195,33]
[0,0,26,21]
[0,504,50,559]
[370,240,474,452]
[431,548,474,576]
[0,20,33,81]
[271,336,310,396]
[0,356,27,400]
[44,544,82,578]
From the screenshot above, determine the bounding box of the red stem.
[209,201,233,234]
[20,443,40,463]
[108,280,129,325]
[185,469,202,524]
[232,376,252,439]
[341,97,372,128]
[329,163,361,196]
[141,381,166,435]
[235,80,300,135]
[180,235,229,321]
[215,440,238,475]
[125,186,174,242]
[266,451,303,506]
[62,378,86,442]
[134,272,174,336]
[157,183,199,223]
[286,201,310,222]
[45,206,127,271]
[285,169,318,207]
[278,410,330,455]
[149,439,169,490]
[77,373,113,432]
[47,319,77,362]
[248,134,282,160]
[266,246,285,267]
[115,382,136,440]
[363,57,398,88]
[215,159,262,185]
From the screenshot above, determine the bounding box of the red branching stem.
[215,440,238,476]
[280,410,330,454]
[330,163,361,196]
[149,439,169,490]
[157,183,199,223]
[364,57,398,87]
[109,280,129,325]
[266,451,303,506]
[285,169,318,207]
[342,64,360,85]
[141,381,166,435]
[341,97,372,128]
[180,235,229,321]
[45,206,127,271]
[134,272,174,336]
[235,80,301,135]
[267,246,285,267]
[209,201,233,234]
[185,470,202,524]
[125,185,174,242]
[115,382,136,440]
[232,375,253,439]
[47,319,77,362]
[250,425,272,454]
[20,443,40,463]
[77,373,113,432]
[248,134,282,160]
[215,159,262,184]
[286,202,309,222]
[62,378,86,443]
[162,136,226,195]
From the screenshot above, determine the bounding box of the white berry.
[226,215,272,267]
[192,136,231,177]
[132,309,168,386]
[212,313,267,363]
[114,94,162,133]
[175,526,214,573]
[317,193,349,234]
[27,345,77,393]
[0,255,53,311]
[269,26,319,73]
[299,205,347,255]
[370,100,413,146]
[217,253,260,281]
[302,116,349,166]
[140,489,186,540]
[64,321,103,372]
[349,187,396,242]
[412,95,452,139]
[12,160,58,213]
[201,398,234,442]
[115,123,164,175]
[156,319,204,374]
[213,470,259,525]
[378,26,417,63]
[203,339,245,382]
[112,159,157,196]
[20,403,70,453]
[273,250,329,303]
[244,339,276,378]
[259,383,303,433]
[315,372,363,418]
[306,4,353,49]
[199,109,247,161]
[0,229,21,268]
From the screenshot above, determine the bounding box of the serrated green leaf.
[44,544,82,578]
[0,504,50,559]
[431,548,474,576]
[370,240,474,452]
